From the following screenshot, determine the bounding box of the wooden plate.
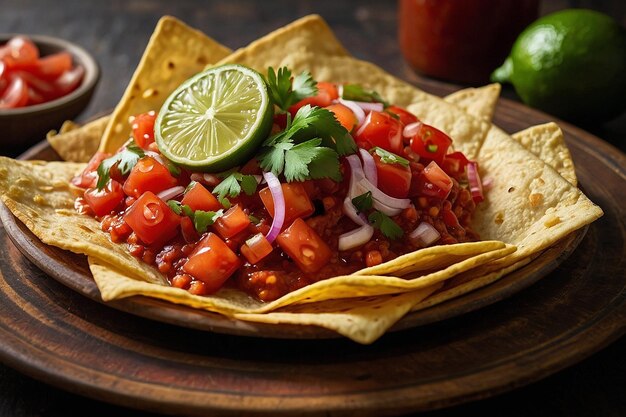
[0,96,624,415]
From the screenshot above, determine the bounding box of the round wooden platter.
[0,98,624,416]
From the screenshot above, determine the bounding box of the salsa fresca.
[72,68,484,302]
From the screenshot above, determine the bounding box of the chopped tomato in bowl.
[0,34,99,149]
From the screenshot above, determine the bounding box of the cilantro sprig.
[265,67,317,112]
[167,200,223,234]
[369,210,404,240]
[351,191,373,213]
[341,84,389,107]
[212,171,258,207]
[257,105,356,182]
[96,145,144,190]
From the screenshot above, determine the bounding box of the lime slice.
[155,64,273,171]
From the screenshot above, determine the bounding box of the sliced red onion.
[343,197,367,226]
[338,98,365,126]
[262,171,285,243]
[157,186,185,201]
[353,101,384,113]
[467,162,484,203]
[359,148,378,186]
[144,150,166,166]
[402,121,421,138]
[409,222,441,247]
[354,178,411,216]
[481,176,494,191]
[338,224,374,251]
[190,173,221,187]
[355,111,372,138]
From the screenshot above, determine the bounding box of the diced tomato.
[416,161,453,199]
[409,123,452,165]
[325,103,358,131]
[123,191,180,245]
[259,182,314,225]
[0,75,28,109]
[83,180,125,217]
[442,151,470,177]
[182,233,241,294]
[52,64,84,96]
[122,156,178,198]
[31,52,73,80]
[240,233,274,264]
[213,205,251,239]
[288,81,339,116]
[355,111,403,154]
[373,153,412,199]
[131,111,157,149]
[181,182,221,212]
[0,37,38,69]
[276,218,332,273]
[71,151,111,188]
[386,105,418,126]
[180,216,200,243]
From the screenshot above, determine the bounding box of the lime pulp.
[155,64,273,172]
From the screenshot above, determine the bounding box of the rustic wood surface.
[0,0,624,416]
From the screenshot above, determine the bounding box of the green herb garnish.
[96,144,144,190]
[369,210,404,240]
[265,67,318,112]
[352,191,373,213]
[341,84,389,107]
[212,172,258,207]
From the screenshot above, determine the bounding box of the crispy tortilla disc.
[99,16,232,154]
[47,116,110,162]
[444,84,501,122]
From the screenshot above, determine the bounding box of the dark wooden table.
[1,1,624,416]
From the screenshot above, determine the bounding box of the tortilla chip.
[0,158,166,286]
[444,84,501,122]
[512,122,577,186]
[99,16,232,153]
[47,116,110,162]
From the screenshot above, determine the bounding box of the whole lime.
[491,9,626,123]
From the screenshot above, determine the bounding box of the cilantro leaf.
[289,105,357,156]
[352,191,373,213]
[372,147,409,167]
[96,145,144,190]
[265,67,318,111]
[212,172,258,206]
[282,138,342,182]
[369,210,403,240]
[193,209,223,233]
[167,200,183,215]
[341,84,389,107]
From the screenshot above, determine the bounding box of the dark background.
[1,1,624,416]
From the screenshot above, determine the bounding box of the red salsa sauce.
[73,80,483,302]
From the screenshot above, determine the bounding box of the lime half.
[155,64,273,171]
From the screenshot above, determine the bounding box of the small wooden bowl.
[0,34,100,151]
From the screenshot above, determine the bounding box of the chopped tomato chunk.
[213,205,251,239]
[83,180,124,217]
[442,151,470,177]
[259,182,314,225]
[122,156,178,198]
[386,105,418,126]
[416,161,453,199]
[124,191,180,245]
[131,111,157,149]
[181,182,221,212]
[355,111,403,154]
[31,52,72,80]
[409,123,452,165]
[276,218,332,273]
[240,233,274,264]
[373,153,412,199]
[326,103,358,131]
[288,81,339,116]
[183,233,241,294]
[0,75,28,109]
[71,151,111,188]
